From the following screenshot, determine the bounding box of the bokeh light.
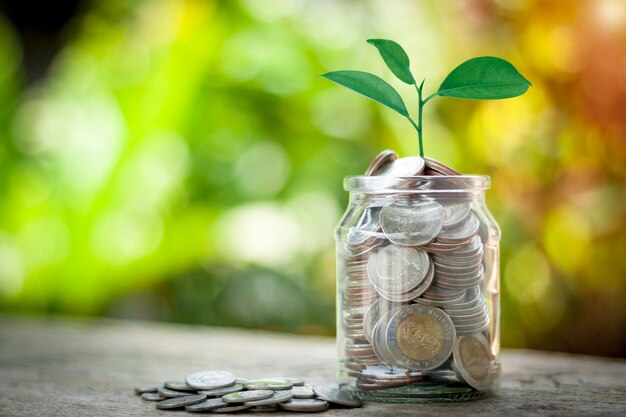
[0,0,625,357]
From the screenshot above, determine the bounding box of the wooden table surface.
[0,316,625,417]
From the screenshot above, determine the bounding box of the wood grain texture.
[0,316,624,416]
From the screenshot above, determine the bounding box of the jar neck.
[349,191,486,206]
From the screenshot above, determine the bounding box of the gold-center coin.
[459,336,490,379]
[396,313,445,361]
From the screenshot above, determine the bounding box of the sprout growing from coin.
[322,39,532,157]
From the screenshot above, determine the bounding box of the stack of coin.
[134,372,362,413]
[337,151,496,393]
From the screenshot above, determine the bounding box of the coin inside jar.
[365,150,398,176]
[367,245,431,294]
[373,156,425,177]
[381,202,444,246]
[437,213,480,243]
[441,202,471,227]
[385,304,455,370]
[452,333,495,390]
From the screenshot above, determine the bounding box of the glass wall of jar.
[335,175,500,402]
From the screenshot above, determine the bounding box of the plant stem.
[414,82,425,157]
[407,114,420,147]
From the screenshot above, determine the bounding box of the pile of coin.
[135,370,362,413]
[339,151,496,393]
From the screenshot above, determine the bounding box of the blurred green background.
[0,0,625,357]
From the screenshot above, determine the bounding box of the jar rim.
[344,175,490,193]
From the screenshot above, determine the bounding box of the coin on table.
[313,385,363,407]
[244,378,293,390]
[292,385,315,399]
[141,392,166,401]
[158,386,195,398]
[280,377,305,386]
[198,383,244,397]
[250,405,279,412]
[381,202,444,246]
[279,398,330,412]
[374,156,425,177]
[134,386,158,395]
[185,398,227,412]
[156,394,207,410]
[244,389,293,406]
[365,149,398,176]
[367,245,431,294]
[212,404,252,413]
[164,380,196,391]
[186,370,237,390]
[223,389,274,403]
[386,304,456,370]
[453,333,495,390]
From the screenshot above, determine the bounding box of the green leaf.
[366,39,415,85]
[321,70,409,116]
[436,56,531,100]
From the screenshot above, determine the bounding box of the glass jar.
[335,175,500,402]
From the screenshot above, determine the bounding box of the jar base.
[344,383,490,403]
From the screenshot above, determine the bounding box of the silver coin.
[367,245,430,294]
[370,308,401,365]
[292,385,315,399]
[452,313,489,328]
[385,304,456,370]
[362,298,393,343]
[374,156,425,177]
[446,303,486,318]
[185,397,227,412]
[434,260,482,275]
[454,315,490,331]
[456,321,489,335]
[378,261,434,302]
[212,404,252,413]
[158,386,195,398]
[244,389,293,406]
[250,405,279,412]
[346,206,382,245]
[164,380,196,391]
[435,272,483,287]
[244,379,293,390]
[423,157,461,175]
[381,202,444,246]
[365,149,398,176]
[141,392,166,401]
[434,235,482,258]
[134,386,158,395]
[435,265,483,280]
[438,213,480,243]
[156,394,207,410]
[279,398,330,412]
[415,292,466,307]
[223,389,274,403]
[186,370,237,390]
[422,285,466,299]
[421,240,469,253]
[198,383,244,397]
[313,385,363,407]
[442,202,471,227]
